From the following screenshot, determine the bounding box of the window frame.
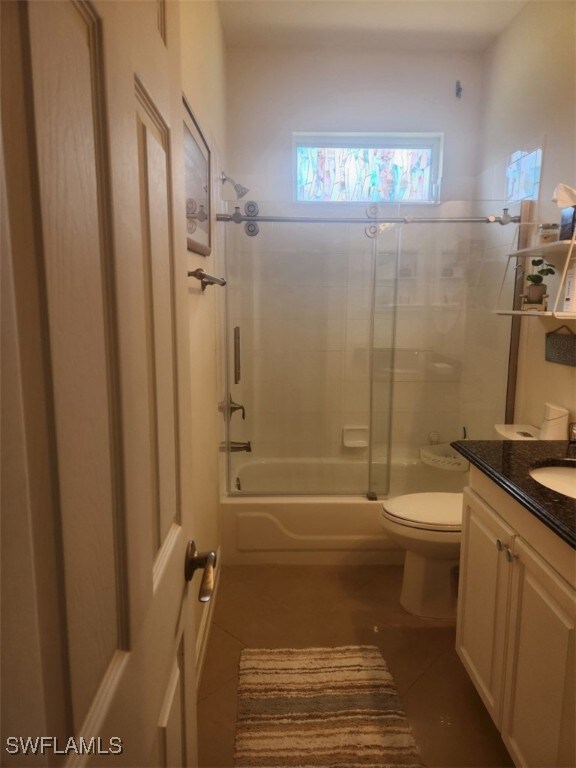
[293,131,444,204]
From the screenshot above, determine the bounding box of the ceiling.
[217,0,529,52]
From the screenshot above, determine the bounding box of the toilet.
[381,492,463,619]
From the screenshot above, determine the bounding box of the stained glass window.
[294,133,442,203]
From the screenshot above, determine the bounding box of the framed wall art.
[183,96,211,256]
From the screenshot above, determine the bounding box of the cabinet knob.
[505,547,517,563]
[496,538,503,551]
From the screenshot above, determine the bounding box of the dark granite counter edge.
[451,440,575,549]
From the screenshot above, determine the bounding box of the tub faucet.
[569,422,576,443]
[219,393,246,420]
[229,397,246,420]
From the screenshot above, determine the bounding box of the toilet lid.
[382,492,463,532]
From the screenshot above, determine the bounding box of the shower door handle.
[233,326,241,384]
[185,540,217,603]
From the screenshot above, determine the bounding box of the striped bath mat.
[234,645,422,768]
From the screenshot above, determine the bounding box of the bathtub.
[220,458,467,565]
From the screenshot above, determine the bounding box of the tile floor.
[197,564,514,768]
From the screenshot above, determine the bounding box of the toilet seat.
[382,492,462,532]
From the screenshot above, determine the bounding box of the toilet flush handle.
[184,541,217,602]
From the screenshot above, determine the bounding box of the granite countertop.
[451,440,576,549]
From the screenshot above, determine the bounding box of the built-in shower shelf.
[438,276,466,280]
[376,304,425,312]
[379,275,419,281]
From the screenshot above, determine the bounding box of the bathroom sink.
[529,459,576,499]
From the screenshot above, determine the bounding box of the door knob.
[184,540,217,603]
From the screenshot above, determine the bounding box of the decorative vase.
[525,283,547,304]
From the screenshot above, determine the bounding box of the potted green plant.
[525,258,555,305]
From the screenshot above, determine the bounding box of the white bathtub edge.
[219,496,403,566]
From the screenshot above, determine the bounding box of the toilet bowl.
[381,492,463,619]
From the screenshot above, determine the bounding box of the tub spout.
[230,441,252,453]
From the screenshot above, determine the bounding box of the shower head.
[221,172,249,199]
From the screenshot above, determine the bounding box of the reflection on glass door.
[371,204,515,499]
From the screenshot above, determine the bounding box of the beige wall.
[181,1,227,158]
[479,1,576,430]
[479,1,575,223]
[227,45,484,201]
[179,0,228,664]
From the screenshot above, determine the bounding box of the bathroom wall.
[478,1,576,431]
[227,46,483,202]
[180,0,227,662]
[225,44,485,466]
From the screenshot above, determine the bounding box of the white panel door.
[4,1,200,764]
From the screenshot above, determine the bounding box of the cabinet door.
[502,538,576,768]
[456,489,515,726]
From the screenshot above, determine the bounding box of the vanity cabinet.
[457,482,576,768]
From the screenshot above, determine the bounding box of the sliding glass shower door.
[370,202,516,497]
[222,199,516,497]
[223,212,395,495]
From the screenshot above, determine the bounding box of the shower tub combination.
[220,457,467,565]
[218,200,515,564]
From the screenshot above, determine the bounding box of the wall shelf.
[493,310,554,317]
[506,239,572,259]
[493,309,576,317]
[495,238,576,318]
